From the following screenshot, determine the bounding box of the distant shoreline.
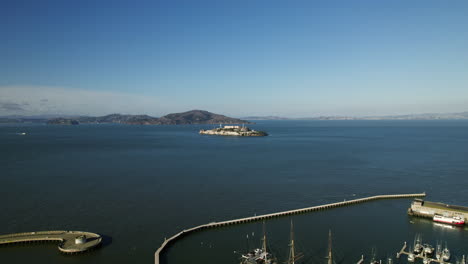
[1,110,468,124]
[243,111,468,121]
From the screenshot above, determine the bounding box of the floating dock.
[408,199,468,224]
[155,192,426,264]
[396,242,451,264]
[0,230,102,253]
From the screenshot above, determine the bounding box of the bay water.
[1,120,468,264]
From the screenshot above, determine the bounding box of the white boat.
[433,214,465,226]
[435,243,442,260]
[424,244,434,256]
[442,246,450,262]
[240,223,276,264]
[414,234,424,254]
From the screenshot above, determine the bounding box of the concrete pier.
[409,199,468,225]
[155,192,426,264]
[0,230,102,253]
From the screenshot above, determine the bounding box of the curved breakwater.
[155,192,426,264]
[0,230,102,253]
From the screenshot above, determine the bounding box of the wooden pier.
[155,192,426,264]
[0,230,102,253]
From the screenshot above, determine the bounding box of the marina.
[240,222,277,264]
[396,236,465,264]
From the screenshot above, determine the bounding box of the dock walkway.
[396,242,451,264]
[155,192,426,264]
[0,230,102,253]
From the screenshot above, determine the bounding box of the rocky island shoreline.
[200,125,268,137]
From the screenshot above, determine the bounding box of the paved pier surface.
[155,192,426,264]
[0,230,102,253]
[409,199,468,225]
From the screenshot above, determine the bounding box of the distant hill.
[157,110,249,124]
[45,110,250,125]
[246,112,468,120]
[3,111,468,124]
[300,112,468,120]
[242,116,290,120]
[46,118,79,125]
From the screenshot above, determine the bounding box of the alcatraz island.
[200,125,268,137]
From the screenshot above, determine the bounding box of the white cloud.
[0,85,177,116]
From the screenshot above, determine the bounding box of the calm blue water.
[1,120,468,264]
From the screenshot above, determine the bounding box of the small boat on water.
[414,234,424,254]
[240,223,277,264]
[424,243,435,257]
[369,247,380,264]
[433,214,465,226]
[435,243,442,260]
[442,246,451,262]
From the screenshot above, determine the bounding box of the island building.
[75,235,87,244]
[199,124,267,136]
[408,199,468,225]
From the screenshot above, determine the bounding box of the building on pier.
[408,199,468,225]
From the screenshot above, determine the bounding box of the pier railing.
[155,192,426,264]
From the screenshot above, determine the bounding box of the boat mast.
[262,221,267,254]
[288,220,295,264]
[327,229,333,264]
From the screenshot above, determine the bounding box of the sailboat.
[441,243,451,262]
[326,230,334,264]
[240,222,277,264]
[436,243,442,260]
[370,247,380,264]
[413,234,424,254]
[286,220,304,264]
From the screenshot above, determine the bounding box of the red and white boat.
[433,214,465,226]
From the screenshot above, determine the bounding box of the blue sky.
[1,0,467,117]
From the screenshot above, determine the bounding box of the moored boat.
[240,223,276,264]
[433,214,465,226]
[442,246,451,262]
[424,244,435,257]
[435,243,442,260]
[414,234,423,254]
